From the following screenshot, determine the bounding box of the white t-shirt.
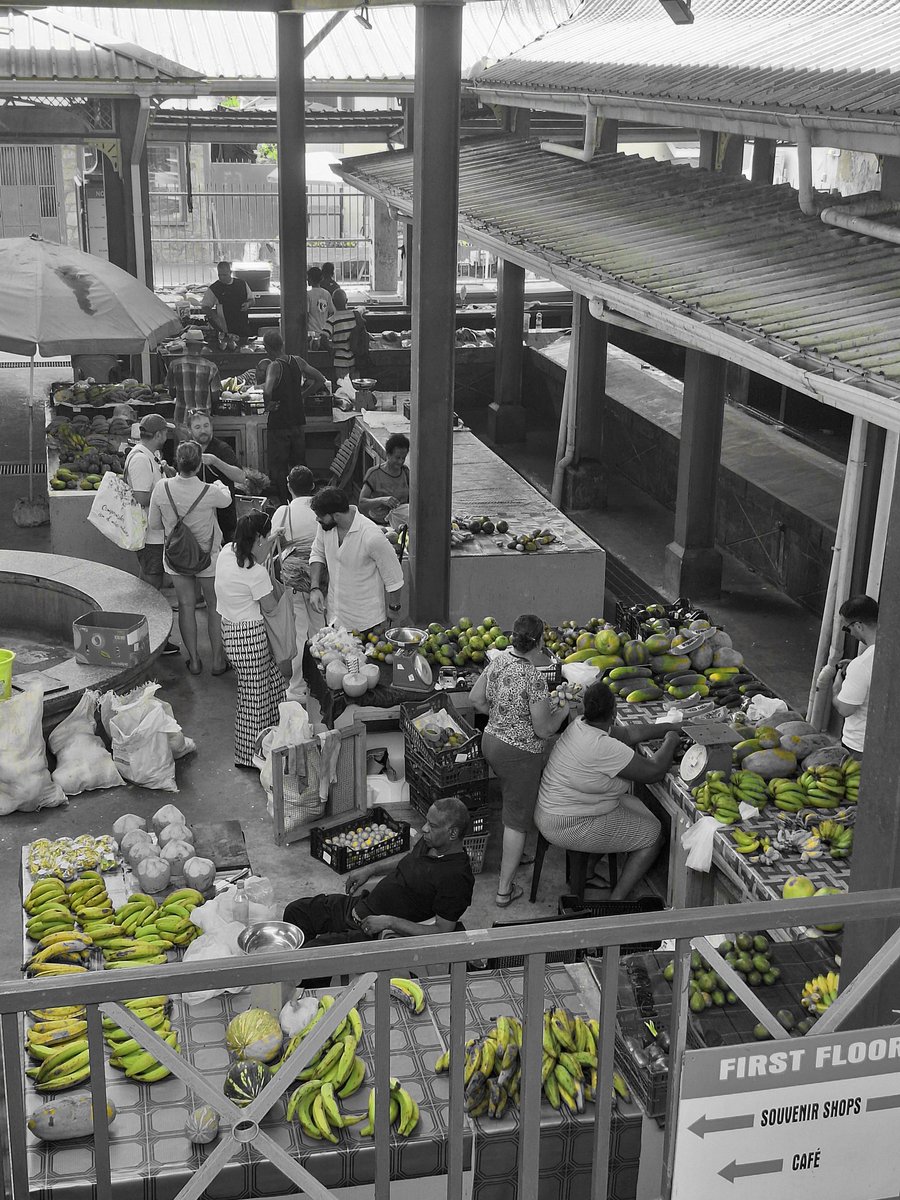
[214,542,273,623]
[271,496,319,548]
[124,443,165,545]
[838,641,875,751]
[536,718,635,819]
[309,508,404,631]
[307,286,335,335]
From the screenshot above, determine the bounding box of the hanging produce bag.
[87,471,147,552]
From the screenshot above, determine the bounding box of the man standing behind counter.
[308,486,404,635]
[201,261,253,345]
[165,328,222,431]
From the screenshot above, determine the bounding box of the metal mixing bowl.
[351,377,377,391]
[237,921,305,955]
[386,626,426,647]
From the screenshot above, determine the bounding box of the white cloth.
[536,718,635,819]
[838,641,875,751]
[307,286,335,335]
[124,443,165,544]
[309,507,404,631]
[214,543,274,623]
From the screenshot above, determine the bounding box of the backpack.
[163,482,212,575]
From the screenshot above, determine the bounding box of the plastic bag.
[103,684,180,791]
[245,876,278,922]
[0,685,67,815]
[181,934,245,1007]
[682,815,720,872]
[259,701,313,794]
[744,695,789,724]
[49,690,124,795]
[158,700,197,759]
[561,662,603,687]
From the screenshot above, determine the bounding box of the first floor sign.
[672,1024,900,1200]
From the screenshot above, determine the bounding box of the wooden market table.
[356,407,606,627]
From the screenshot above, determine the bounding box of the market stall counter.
[356,405,606,626]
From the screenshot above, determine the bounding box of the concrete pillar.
[598,117,618,153]
[487,259,526,443]
[850,422,886,598]
[751,137,777,184]
[402,99,414,309]
[665,350,726,597]
[698,131,717,171]
[842,465,900,1023]
[371,200,398,296]
[563,294,608,510]
[408,2,462,624]
[117,98,153,288]
[718,132,744,176]
[276,11,306,353]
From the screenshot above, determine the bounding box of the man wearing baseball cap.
[164,328,222,432]
[124,415,179,654]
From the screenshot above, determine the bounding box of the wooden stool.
[530,832,618,903]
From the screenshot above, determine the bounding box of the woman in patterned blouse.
[471,614,571,907]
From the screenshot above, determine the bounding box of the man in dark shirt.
[283,797,474,942]
[202,260,253,342]
[186,409,247,543]
[262,328,328,504]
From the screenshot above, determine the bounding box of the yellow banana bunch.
[357,1083,417,1137]
[389,978,426,1015]
[31,1038,91,1093]
[801,971,839,1014]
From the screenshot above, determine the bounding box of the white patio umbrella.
[0,235,183,498]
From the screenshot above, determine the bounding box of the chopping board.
[190,821,251,871]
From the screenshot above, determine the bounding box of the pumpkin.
[160,839,194,877]
[112,814,147,846]
[224,1060,271,1107]
[325,660,349,690]
[342,672,369,698]
[159,823,193,848]
[226,1009,283,1063]
[183,856,216,893]
[28,1096,116,1142]
[152,804,185,834]
[185,1105,219,1145]
[134,856,171,893]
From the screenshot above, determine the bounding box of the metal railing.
[1,890,897,1200]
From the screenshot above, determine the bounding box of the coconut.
[152,804,186,834]
[111,814,146,847]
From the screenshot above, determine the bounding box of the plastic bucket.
[0,649,15,701]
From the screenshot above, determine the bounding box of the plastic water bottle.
[233,883,249,926]
[535,310,543,331]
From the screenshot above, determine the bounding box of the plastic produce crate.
[405,754,489,810]
[557,895,666,956]
[310,806,410,875]
[401,695,485,786]
[464,833,490,875]
[407,782,490,837]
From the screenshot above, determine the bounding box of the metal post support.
[486,258,526,443]
[402,99,414,309]
[371,200,399,296]
[842,462,900,1023]
[117,98,153,289]
[276,11,307,354]
[664,349,726,597]
[563,293,608,509]
[407,2,462,624]
[850,422,886,599]
[751,137,777,183]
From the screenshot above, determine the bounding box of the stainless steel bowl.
[237,920,305,955]
[351,377,377,391]
[386,626,426,647]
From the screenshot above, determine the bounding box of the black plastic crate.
[405,751,489,804]
[557,895,666,956]
[401,694,481,763]
[405,742,489,790]
[407,781,490,836]
[310,806,410,875]
[614,599,713,642]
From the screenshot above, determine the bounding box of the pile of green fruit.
[692,769,768,822]
[416,616,508,668]
[663,935,783,1012]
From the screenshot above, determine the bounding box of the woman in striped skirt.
[214,512,287,767]
[534,680,680,900]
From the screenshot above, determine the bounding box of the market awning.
[333,135,900,430]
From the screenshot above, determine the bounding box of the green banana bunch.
[768,778,807,812]
[731,829,761,855]
[104,997,178,1082]
[799,766,845,810]
[730,770,769,810]
[357,1083,417,1137]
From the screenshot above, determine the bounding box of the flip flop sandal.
[495,883,524,908]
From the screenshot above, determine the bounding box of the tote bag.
[87,470,147,552]
[263,551,296,674]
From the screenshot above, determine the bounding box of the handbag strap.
[164,480,209,521]
[287,506,294,542]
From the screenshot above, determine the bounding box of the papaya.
[622,640,650,666]
[667,683,710,700]
[650,654,691,675]
[594,629,621,655]
[688,619,712,631]
[644,633,674,655]
[713,673,753,688]
[608,666,652,680]
[689,642,715,671]
[586,655,624,671]
[775,720,816,737]
[712,647,744,668]
[732,738,763,762]
[741,748,797,779]
[753,726,781,749]
[782,733,839,761]
[563,648,601,664]
[575,633,595,651]
[706,629,732,650]
[625,685,663,703]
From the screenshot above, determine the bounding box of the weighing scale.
[679,721,743,787]
[386,626,434,694]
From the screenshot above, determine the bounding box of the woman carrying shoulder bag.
[214,512,288,767]
[271,466,324,703]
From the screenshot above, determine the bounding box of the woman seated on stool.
[535,680,681,901]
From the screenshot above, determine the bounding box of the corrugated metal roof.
[54,2,578,83]
[476,0,900,117]
[336,135,900,418]
[1,7,200,83]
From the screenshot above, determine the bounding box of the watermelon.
[224,1060,271,1107]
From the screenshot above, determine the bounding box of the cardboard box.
[73,611,150,667]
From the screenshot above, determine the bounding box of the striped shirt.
[165,356,222,427]
[326,310,359,376]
